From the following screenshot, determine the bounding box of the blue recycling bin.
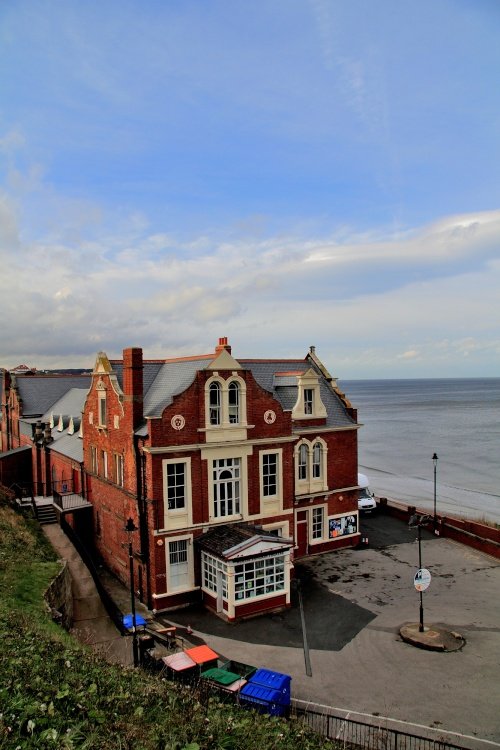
[240,669,291,716]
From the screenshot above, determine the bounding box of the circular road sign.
[414,568,431,592]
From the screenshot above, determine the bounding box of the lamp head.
[125,517,137,533]
[432,453,438,465]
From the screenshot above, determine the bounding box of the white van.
[358,472,377,513]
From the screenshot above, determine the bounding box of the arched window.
[298,444,308,480]
[312,442,322,479]
[228,381,240,424]
[213,458,241,517]
[209,382,221,425]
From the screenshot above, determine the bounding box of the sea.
[338,378,500,525]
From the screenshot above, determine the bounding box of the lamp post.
[408,514,432,633]
[432,453,438,533]
[125,517,139,667]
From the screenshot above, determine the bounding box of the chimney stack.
[123,348,144,428]
[215,336,231,355]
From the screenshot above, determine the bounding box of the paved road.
[167,514,500,743]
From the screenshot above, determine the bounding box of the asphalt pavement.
[44,515,500,744]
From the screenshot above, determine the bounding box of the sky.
[1,0,500,378]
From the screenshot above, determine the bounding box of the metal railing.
[292,701,485,750]
[53,490,90,511]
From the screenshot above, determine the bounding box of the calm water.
[339,378,500,523]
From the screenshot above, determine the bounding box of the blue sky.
[1,0,499,377]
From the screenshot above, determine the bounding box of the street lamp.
[432,453,439,533]
[125,517,139,667]
[408,513,432,633]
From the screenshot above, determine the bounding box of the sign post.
[414,568,431,592]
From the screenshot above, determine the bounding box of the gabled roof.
[196,523,293,561]
[107,344,356,431]
[14,375,91,417]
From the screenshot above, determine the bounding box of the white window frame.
[166,462,187,511]
[312,441,322,479]
[295,438,328,493]
[114,453,124,487]
[228,381,240,424]
[311,506,325,541]
[304,388,314,415]
[202,552,228,600]
[162,458,192,529]
[292,369,327,420]
[102,450,108,479]
[209,381,221,426]
[234,554,286,601]
[204,375,247,430]
[98,392,107,427]
[213,457,241,518]
[298,443,308,480]
[261,451,279,499]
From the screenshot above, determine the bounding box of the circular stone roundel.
[264,410,276,424]
[171,414,185,431]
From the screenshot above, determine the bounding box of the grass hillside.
[0,498,334,750]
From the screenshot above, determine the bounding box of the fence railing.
[292,701,490,750]
[53,490,90,511]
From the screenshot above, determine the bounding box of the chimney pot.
[215,337,231,354]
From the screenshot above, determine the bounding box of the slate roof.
[195,523,291,559]
[241,359,355,429]
[129,354,355,430]
[41,388,89,421]
[48,429,83,463]
[142,358,211,418]
[0,445,32,459]
[14,375,91,417]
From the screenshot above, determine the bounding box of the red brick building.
[0,370,90,498]
[83,338,360,621]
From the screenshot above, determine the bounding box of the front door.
[295,510,308,557]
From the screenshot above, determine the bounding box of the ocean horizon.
[339,377,500,524]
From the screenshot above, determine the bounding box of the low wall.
[377,498,500,560]
[44,561,73,629]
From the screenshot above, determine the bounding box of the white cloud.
[1,144,500,374]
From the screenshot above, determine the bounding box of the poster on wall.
[328,514,358,538]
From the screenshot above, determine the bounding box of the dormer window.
[204,375,247,434]
[304,388,314,415]
[209,382,221,425]
[291,369,327,421]
[228,381,240,424]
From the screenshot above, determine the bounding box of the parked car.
[358,472,377,513]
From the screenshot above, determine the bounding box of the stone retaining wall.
[44,561,73,630]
